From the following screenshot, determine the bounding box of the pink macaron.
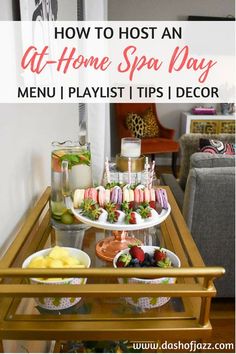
[134,188,144,203]
[96,186,106,207]
[150,188,156,202]
[144,188,150,203]
[84,188,97,203]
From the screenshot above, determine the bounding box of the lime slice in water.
[61,212,74,224]
[51,202,67,216]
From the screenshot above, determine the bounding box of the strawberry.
[121,201,130,213]
[90,205,102,220]
[81,198,100,219]
[137,203,152,219]
[107,210,120,223]
[104,202,116,213]
[129,201,139,211]
[129,211,137,224]
[128,201,135,210]
[154,249,166,262]
[129,245,145,262]
[116,253,132,267]
[149,201,156,209]
[155,205,162,215]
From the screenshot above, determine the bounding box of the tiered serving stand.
[71,201,171,262]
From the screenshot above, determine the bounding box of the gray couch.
[161,134,235,297]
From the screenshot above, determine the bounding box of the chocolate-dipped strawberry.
[125,211,142,224]
[116,253,132,267]
[136,203,152,219]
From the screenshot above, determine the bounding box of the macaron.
[134,188,144,203]
[85,188,97,203]
[156,188,168,209]
[105,189,111,204]
[160,188,168,209]
[150,188,156,202]
[129,189,134,202]
[134,188,140,203]
[123,188,130,202]
[116,187,123,204]
[111,186,122,205]
[144,188,150,203]
[73,189,85,208]
[135,184,145,190]
[155,189,163,207]
[96,186,106,207]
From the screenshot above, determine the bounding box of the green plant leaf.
[59,151,91,169]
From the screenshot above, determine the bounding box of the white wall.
[0,104,78,254]
[57,0,77,20]
[108,0,235,157]
[108,0,235,21]
[0,0,79,253]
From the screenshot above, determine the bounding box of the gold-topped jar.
[116,154,145,172]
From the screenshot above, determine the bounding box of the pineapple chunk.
[48,246,69,260]
[27,246,86,283]
[28,256,47,268]
[46,258,64,268]
[61,256,80,266]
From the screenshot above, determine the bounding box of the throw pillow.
[126,112,146,138]
[126,108,159,139]
[199,138,235,155]
[142,108,160,138]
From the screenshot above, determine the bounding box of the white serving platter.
[71,204,171,231]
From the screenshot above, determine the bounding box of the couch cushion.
[183,166,235,297]
[178,134,235,190]
[190,152,235,169]
[199,138,235,155]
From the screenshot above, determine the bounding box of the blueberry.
[134,263,141,267]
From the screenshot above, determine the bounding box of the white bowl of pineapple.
[22,246,91,310]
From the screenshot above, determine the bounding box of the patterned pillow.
[126,108,159,139]
[142,108,159,138]
[199,138,235,155]
[126,112,146,138]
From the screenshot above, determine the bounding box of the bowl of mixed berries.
[113,245,181,309]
